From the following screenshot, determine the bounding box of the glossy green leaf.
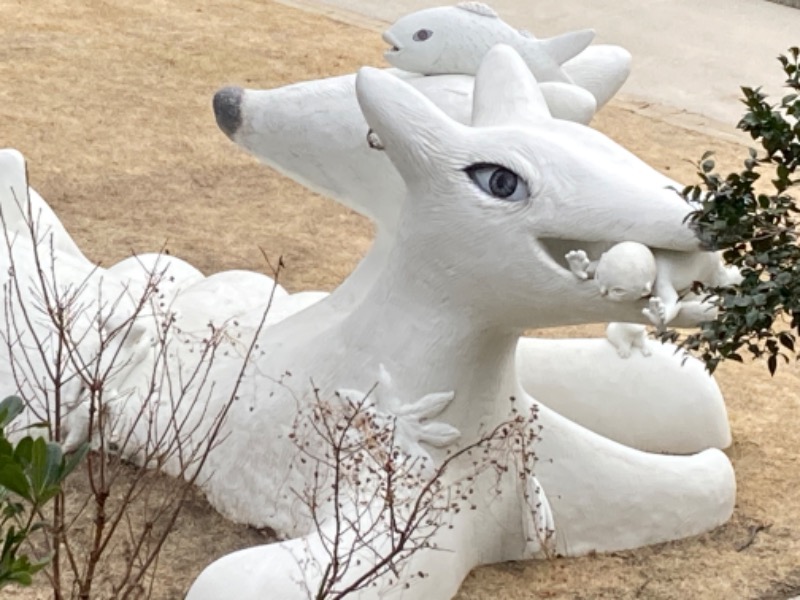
[0,463,31,501]
[0,397,23,429]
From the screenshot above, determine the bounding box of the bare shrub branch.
[288,386,550,599]
[1,183,285,598]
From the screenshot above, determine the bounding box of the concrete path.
[296,0,800,139]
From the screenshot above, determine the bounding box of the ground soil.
[1,0,799,598]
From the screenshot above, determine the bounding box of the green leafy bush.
[0,395,86,588]
[663,47,800,374]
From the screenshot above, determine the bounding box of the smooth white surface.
[382,5,630,110]
[228,50,732,454]
[516,336,731,453]
[0,150,300,445]
[382,4,594,80]
[595,242,657,301]
[2,45,738,598]
[188,48,735,599]
[0,149,112,433]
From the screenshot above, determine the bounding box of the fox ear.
[355,67,463,180]
[472,44,551,128]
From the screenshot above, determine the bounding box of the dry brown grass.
[2,0,800,598]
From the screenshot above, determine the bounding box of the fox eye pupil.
[489,169,517,198]
[413,29,432,42]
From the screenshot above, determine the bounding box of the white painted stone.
[0,149,88,264]
[566,240,741,332]
[0,151,291,448]
[382,4,631,109]
[560,44,632,109]
[644,248,744,330]
[337,363,461,474]
[566,243,656,357]
[539,81,596,124]
[564,240,742,358]
[567,242,657,301]
[382,4,594,82]
[604,322,652,359]
[0,150,145,441]
[221,52,731,453]
[263,290,328,327]
[107,253,206,302]
[168,269,287,332]
[188,48,735,598]
[2,44,737,598]
[516,336,731,453]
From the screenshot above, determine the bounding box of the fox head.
[354,45,701,327]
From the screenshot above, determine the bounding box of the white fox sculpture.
[212,58,731,452]
[185,47,735,599]
[0,46,736,600]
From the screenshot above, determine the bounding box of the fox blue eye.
[465,164,529,202]
[413,29,433,42]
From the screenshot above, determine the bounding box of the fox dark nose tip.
[213,86,244,139]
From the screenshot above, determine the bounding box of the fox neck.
[338,225,522,439]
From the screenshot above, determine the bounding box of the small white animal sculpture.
[213,65,732,453]
[382,2,595,82]
[566,241,656,301]
[383,3,631,109]
[566,242,739,331]
[566,242,656,357]
[185,47,735,600]
[642,249,743,330]
[605,322,651,359]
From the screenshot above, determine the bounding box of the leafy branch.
[661,47,800,374]
[0,395,87,589]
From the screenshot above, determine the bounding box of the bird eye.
[412,29,433,42]
[465,164,529,202]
